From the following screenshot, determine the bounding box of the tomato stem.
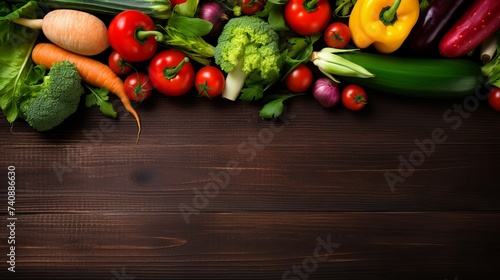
[304,0,320,12]
[380,0,401,26]
[163,57,190,80]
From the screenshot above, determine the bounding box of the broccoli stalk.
[223,59,249,101]
[214,16,281,101]
[15,60,84,131]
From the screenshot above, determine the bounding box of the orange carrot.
[32,43,141,142]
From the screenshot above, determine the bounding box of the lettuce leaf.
[0,1,40,122]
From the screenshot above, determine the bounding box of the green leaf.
[174,0,199,17]
[334,0,356,18]
[259,94,303,119]
[84,93,97,107]
[0,33,40,122]
[240,84,264,101]
[25,64,45,85]
[167,14,213,37]
[0,1,39,44]
[268,4,288,32]
[85,86,117,118]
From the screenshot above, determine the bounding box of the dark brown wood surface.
[1,88,499,279]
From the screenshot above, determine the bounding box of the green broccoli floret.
[16,60,84,131]
[214,16,281,101]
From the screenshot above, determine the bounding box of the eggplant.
[405,0,473,55]
[439,0,500,58]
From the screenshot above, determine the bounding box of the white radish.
[12,9,109,56]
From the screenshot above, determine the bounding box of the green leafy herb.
[174,0,199,17]
[0,1,40,123]
[240,83,264,102]
[259,93,304,119]
[268,3,288,31]
[85,86,117,118]
[157,0,215,65]
[166,14,212,37]
[280,33,321,78]
[334,0,357,18]
[0,1,36,44]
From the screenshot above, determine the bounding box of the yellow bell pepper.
[349,0,420,53]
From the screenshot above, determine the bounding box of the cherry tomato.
[124,72,153,102]
[108,51,134,75]
[148,49,195,97]
[488,87,500,111]
[239,0,265,15]
[195,66,225,99]
[284,0,331,36]
[108,10,158,62]
[324,22,351,49]
[284,64,313,93]
[342,84,367,111]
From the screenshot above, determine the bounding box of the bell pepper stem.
[163,57,190,80]
[382,0,401,24]
[135,27,164,42]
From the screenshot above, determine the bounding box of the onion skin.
[313,78,340,108]
[199,2,228,39]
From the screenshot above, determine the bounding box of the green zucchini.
[38,0,172,20]
[337,52,483,98]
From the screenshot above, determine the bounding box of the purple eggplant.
[405,0,473,55]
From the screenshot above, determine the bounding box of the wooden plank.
[3,140,499,213]
[1,212,499,279]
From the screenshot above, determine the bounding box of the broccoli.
[214,16,281,101]
[15,60,84,131]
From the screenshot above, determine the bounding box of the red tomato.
[324,22,351,49]
[108,10,158,62]
[108,51,134,75]
[148,49,195,97]
[239,0,265,15]
[124,72,153,102]
[284,0,331,36]
[342,84,367,111]
[284,64,313,93]
[488,87,500,111]
[195,66,225,99]
[170,0,187,6]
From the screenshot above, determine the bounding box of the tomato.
[324,22,351,49]
[170,0,187,6]
[239,0,265,15]
[342,84,367,111]
[284,64,313,93]
[124,72,153,102]
[195,66,225,99]
[108,51,134,75]
[148,49,195,97]
[108,10,158,62]
[284,0,331,36]
[488,87,500,111]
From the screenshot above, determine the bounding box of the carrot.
[32,43,141,142]
[12,9,109,56]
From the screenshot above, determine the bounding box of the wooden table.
[1,88,499,279]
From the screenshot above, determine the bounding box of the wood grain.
[1,86,499,279]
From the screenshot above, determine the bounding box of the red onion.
[312,78,341,108]
[199,2,229,39]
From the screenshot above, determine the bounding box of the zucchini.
[337,52,483,99]
[38,0,172,20]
